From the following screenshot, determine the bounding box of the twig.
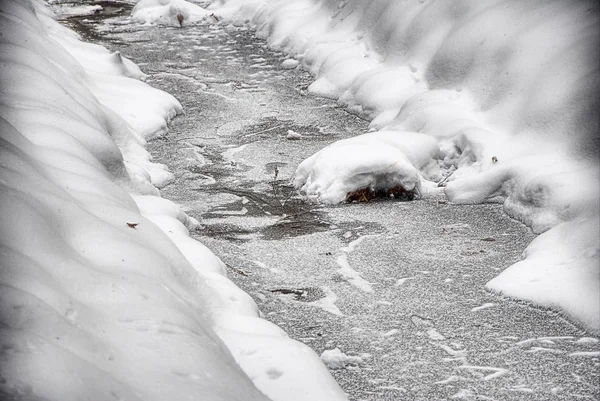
[271,167,298,210]
[225,263,250,277]
[244,125,283,138]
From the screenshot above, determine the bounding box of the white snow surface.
[295,130,440,203]
[320,348,368,370]
[132,0,211,26]
[208,0,600,332]
[52,3,102,18]
[281,58,299,69]
[0,1,347,400]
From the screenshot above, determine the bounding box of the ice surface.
[0,1,348,399]
[210,0,600,333]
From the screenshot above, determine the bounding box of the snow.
[294,130,440,203]
[132,0,211,27]
[487,217,600,331]
[471,303,496,312]
[336,254,373,293]
[394,277,414,287]
[209,0,600,333]
[0,0,348,399]
[382,329,398,338]
[320,348,369,370]
[333,235,376,292]
[307,286,344,316]
[285,129,302,140]
[426,329,446,341]
[569,351,600,358]
[281,58,299,69]
[52,4,102,18]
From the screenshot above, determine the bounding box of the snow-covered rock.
[295,131,440,203]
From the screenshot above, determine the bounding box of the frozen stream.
[62,3,599,400]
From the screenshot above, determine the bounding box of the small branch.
[244,125,283,138]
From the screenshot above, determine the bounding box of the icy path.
[77,6,600,400]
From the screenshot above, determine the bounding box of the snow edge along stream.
[0,1,347,400]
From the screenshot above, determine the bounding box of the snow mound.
[281,58,299,69]
[52,3,102,18]
[132,0,211,26]
[294,131,440,203]
[487,217,600,332]
[286,129,302,140]
[320,348,368,369]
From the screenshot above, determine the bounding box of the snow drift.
[132,0,212,26]
[0,1,347,400]
[295,130,440,203]
[208,0,600,332]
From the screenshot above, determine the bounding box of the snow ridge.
[0,1,347,400]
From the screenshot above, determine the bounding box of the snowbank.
[487,217,599,330]
[208,0,600,332]
[132,0,212,27]
[0,1,347,399]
